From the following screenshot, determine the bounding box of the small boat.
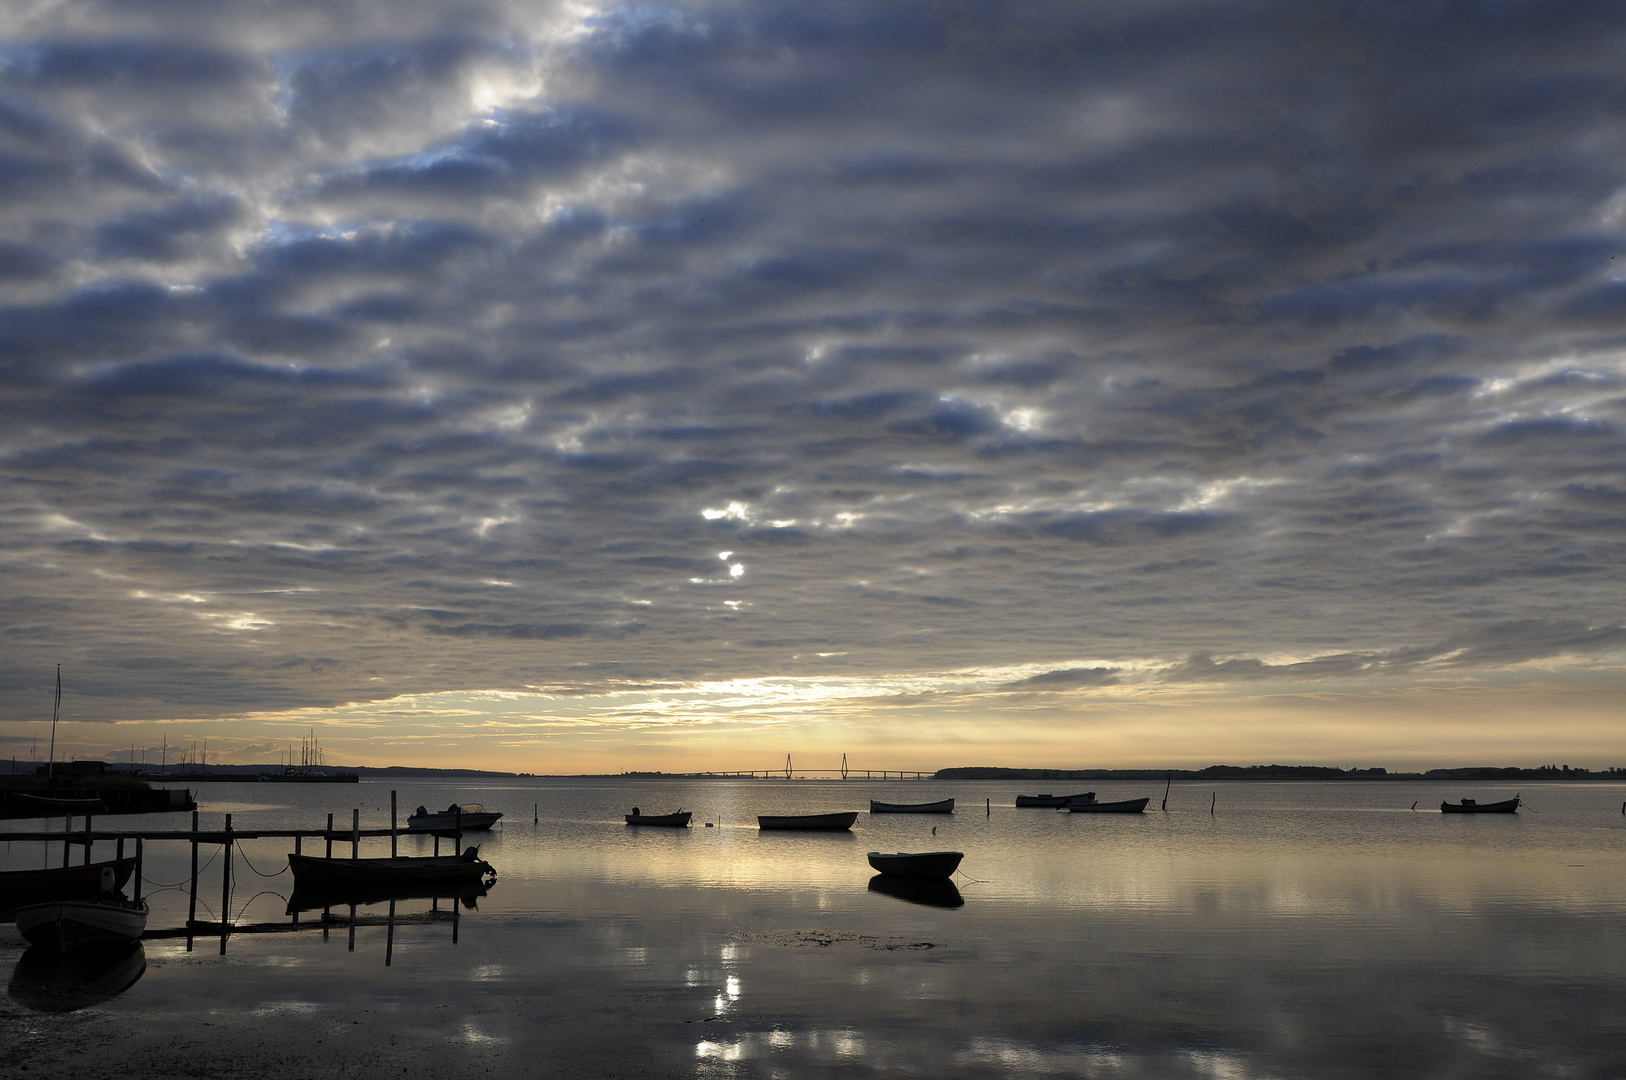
[757,811,859,831]
[287,850,495,890]
[1015,792,1093,807]
[1440,796,1520,814]
[625,808,692,826]
[14,897,148,951]
[406,803,503,832]
[867,850,964,879]
[1066,795,1150,814]
[869,798,954,814]
[0,858,136,916]
[3,791,104,813]
[868,875,964,909]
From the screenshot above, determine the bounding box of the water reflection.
[867,874,964,908]
[9,942,146,1012]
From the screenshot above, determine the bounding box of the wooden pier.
[0,790,472,958]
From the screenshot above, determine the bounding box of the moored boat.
[866,850,964,879]
[1440,796,1520,814]
[1015,792,1093,807]
[1066,795,1150,814]
[625,808,692,826]
[757,811,859,831]
[406,803,503,832]
[869,798,954,814]
[287,850,495,890]
[0,858,136,916]
[14,897,148,951]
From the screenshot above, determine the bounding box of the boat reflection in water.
[867,874,964,909]
[8,941,146,1013]
[285,880,491,967]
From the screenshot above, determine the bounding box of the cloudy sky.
[3,0,1624,772]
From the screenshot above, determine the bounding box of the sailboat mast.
[46,664,60,782]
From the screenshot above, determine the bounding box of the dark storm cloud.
[2,0,1626,727]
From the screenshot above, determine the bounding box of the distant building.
[35,759,111,778]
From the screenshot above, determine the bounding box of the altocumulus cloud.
[0,0,1624,733]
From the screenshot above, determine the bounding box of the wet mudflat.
[2,779,1624,1078]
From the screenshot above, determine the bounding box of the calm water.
[3,777,1625,1078]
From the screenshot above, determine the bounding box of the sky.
[2,0,1624,774]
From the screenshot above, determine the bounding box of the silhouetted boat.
[869,798,954,814]
[867,851,963,879]
[8,941,146,1012]
[1015,792,1092,807]
[1440,796,1520,814]
[625,809,692,826]
[14,897,148,951]
[3,792,104,813]
[0,858,136,916]
[406,803,503,831]
[867,874,964,908]
[285,879,490,914]
[1066,795,1150,814]
[287,850,494,890]
[758,812,859,830]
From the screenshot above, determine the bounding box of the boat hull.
[867,850,964,879]
[0,859,136,916]
[14,899,148,951]
[869,799,954,814]
[287,852,494,890]
[758,812,859,831]
[1015,792,1093,808]
[1440,797,1520,814]
[1067,797,1150,814]
[405,811,503,832]
[626,812,692,826]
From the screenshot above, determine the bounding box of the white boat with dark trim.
[14,897,148,951]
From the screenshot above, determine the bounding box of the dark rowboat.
[757,812,858,831]
[287,850,494,890]
[0,859,136,916]
[1015,792,1093,808]
[406,803,503,832]
[14,898,148,951]
[625,810,692,826]
[869,798,954,814]
[1066,796,1150,814]
[1440,796,1520,814]
[866,851,964,879]
[4,792,104,813]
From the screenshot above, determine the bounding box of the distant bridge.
[644,754,935,781]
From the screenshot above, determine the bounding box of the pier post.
[220,813,233,954]
[62,815,71,868]
[348,903,356,952]
[83,814,92,864]
[325,813,333,858]
[134,838,143,902]
[352,809,360,860]
[117,836,125,861]
[386,900,396,966]
[187,809,200,929]
[391,790,398,858]
[455,805,462,855]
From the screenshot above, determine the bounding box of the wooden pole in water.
[391,790,398,858]
[986,797,990,817]
[220,813,232,954]
[188,809,200,927]
[386,900,396,966]
[62,815,71,868]
[1210,792,1216,816]
[325,813,333,858]
[1162,773,1171,812]
[347,903,356,952]
[352,809,360,859]
[83,814,92,865]
[117,836,125,861]
[133,838,143,902]
[455,805,462,856]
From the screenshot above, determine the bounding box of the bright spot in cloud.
[702,502,750,521]
[729,563,744,578]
